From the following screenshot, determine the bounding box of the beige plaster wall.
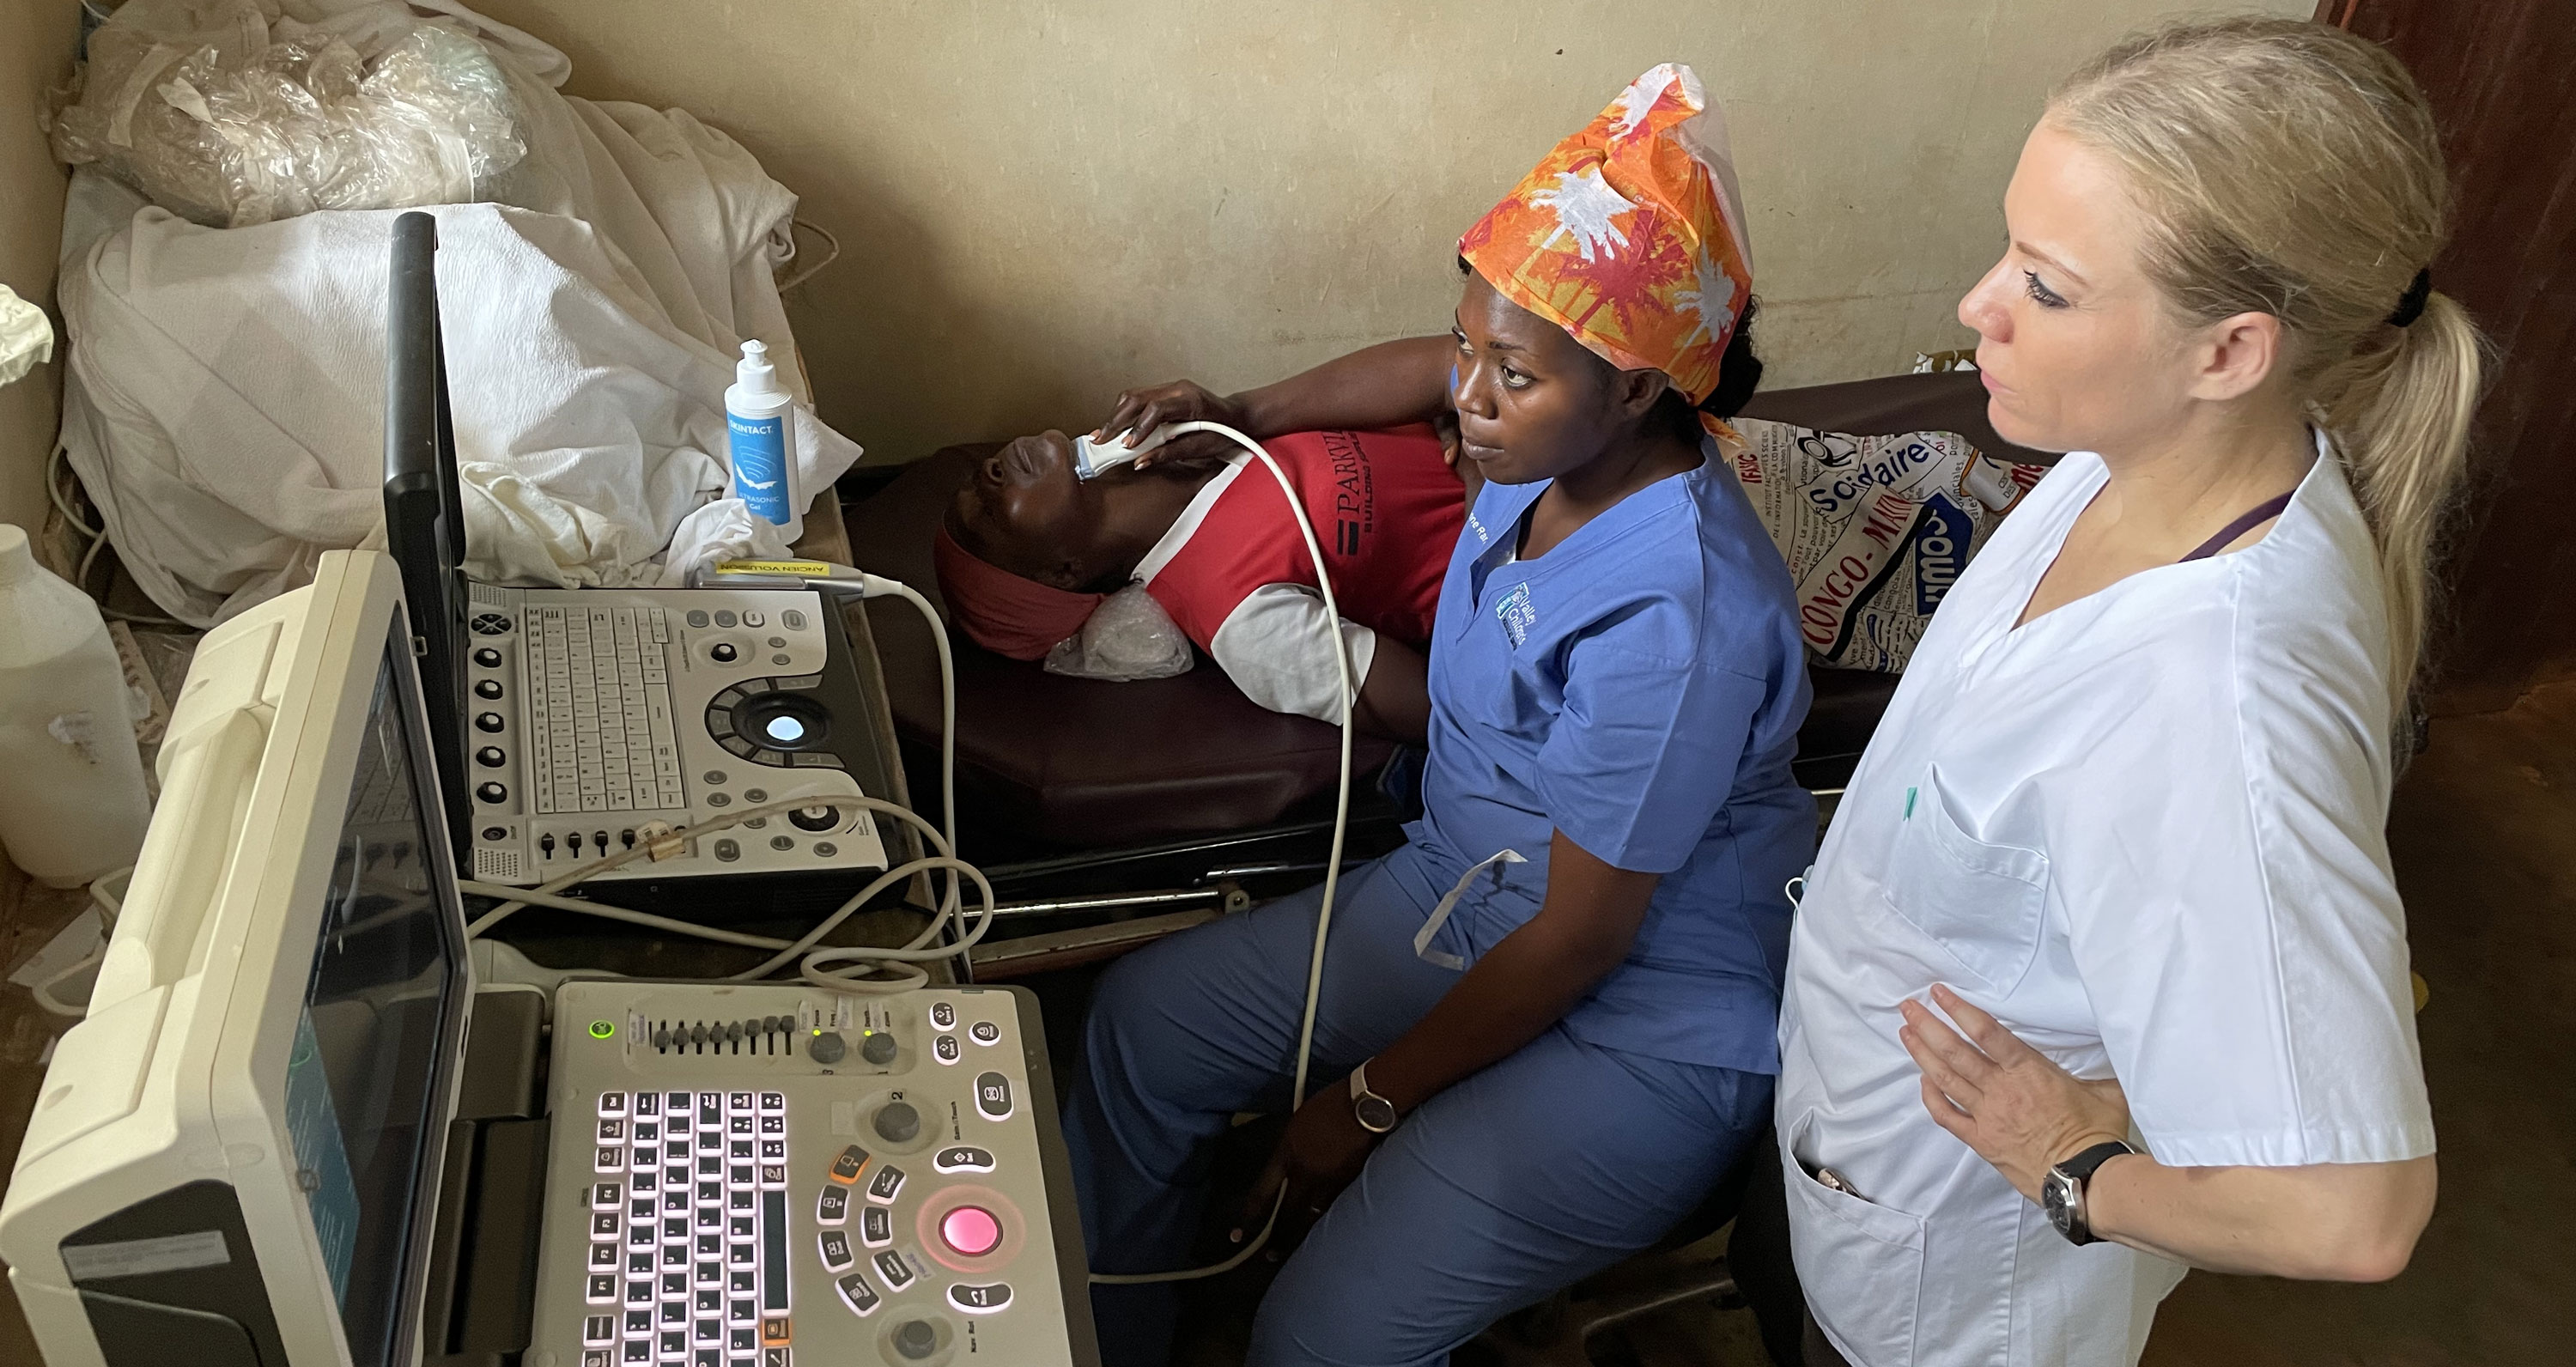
[471,0,2306,465]
[0,0,80,533]
[3,0,2311,484]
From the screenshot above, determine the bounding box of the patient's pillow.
[1722,419,2049,673]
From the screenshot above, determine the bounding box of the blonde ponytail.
[2050,18,2488,704]
[2316,290,2483,702]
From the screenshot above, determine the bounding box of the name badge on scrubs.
[1495,582,1537,648]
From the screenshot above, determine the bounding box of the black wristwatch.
[2041,1139,2135,1246]
[1349,1060,1400,1134]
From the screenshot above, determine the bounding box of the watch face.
[2042,1172,2074,1234]
[1355,1095,1399,1133]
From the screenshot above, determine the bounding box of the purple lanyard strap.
[2179,491,2294,562]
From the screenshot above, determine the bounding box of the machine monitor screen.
[287,630,467,1367]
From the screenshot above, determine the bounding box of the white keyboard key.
[931,1146,995,1175]
[864,1165,903,1204]
[834,1271,881,1317]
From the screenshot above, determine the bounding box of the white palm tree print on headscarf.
[1674,252,1739,349]
[1610,64,1681,139]
[1529,167,1637,263]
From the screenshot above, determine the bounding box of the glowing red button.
[940,1205,1002,1257]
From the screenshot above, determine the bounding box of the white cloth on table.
[0,284,51,386]
[54,0,860,625]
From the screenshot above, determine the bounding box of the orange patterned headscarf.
[1460,64,1753,422]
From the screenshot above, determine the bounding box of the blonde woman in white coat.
[1773,19,2481,1367]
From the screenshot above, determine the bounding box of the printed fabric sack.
[1722,418,2048,671]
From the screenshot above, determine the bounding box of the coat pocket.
[1880,764,2049,993]
[1781,1109,1926,1367]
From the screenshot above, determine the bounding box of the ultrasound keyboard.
[580,1089,793,1363]
[524,604,684,816]
[461,581,894,886]
[534,983,1097,1367]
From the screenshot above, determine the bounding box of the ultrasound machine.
[376,211,898,889]
[0,220,1099,1367]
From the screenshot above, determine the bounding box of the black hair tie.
[2385,267,2433,328]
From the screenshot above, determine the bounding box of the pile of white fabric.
[54,0,864,626]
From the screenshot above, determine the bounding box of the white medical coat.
[1775,437,2435,1366]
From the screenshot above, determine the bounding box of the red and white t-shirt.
[1138,425,1463,721]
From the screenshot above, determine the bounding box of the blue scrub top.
[1411,444,1814,1073]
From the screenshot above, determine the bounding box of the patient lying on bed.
[936,424,1464,742]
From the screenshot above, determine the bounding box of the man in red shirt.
[936,423,1466,742]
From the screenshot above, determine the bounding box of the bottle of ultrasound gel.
[726,339,802,543]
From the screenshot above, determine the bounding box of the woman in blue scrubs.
[1063,66,1812,1367]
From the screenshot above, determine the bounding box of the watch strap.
[2057,1139,2135,1184]
[2050,1139,2135,1247]
[1349,1060,1399,1133]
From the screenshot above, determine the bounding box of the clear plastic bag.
[49,0,526,228]
[1043,585,1195,683]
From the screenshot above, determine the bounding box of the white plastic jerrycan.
[0,524,149,886]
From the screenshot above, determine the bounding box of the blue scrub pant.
[1063,845,1772,1367]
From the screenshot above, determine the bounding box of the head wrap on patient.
[933,526,1106,660]
[1459,64,1753,428]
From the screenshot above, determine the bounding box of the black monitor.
[381,211,471,853]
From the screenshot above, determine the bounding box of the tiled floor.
[2,684,2570,1364]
